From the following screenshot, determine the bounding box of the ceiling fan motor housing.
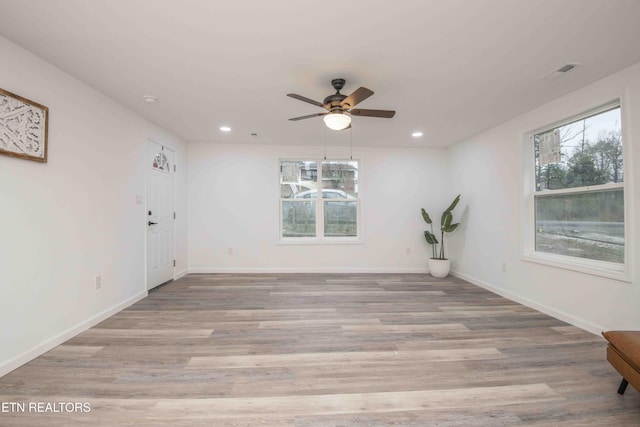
[324,93,347,109]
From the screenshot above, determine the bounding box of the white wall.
[0,36,188,375]
[188,143,449,272]
[448,62,640,333]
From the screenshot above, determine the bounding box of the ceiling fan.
[287,78,396,130]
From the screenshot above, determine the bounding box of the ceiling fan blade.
[349,108,396,118]
[287,93,325,108]
[341,87,374,109]
[289,112,327,121]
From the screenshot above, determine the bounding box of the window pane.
[535,107,623,191]
[280,160,317,198]
[282,200,316,237]
[153,152,169,172]
[535,189,624,263]
[324,201,357,237]
[321,161,358,198]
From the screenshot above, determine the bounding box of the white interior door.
[146,140,175,290]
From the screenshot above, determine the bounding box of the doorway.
[146,140,175,290]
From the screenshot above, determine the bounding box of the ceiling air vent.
[557,64,579,73]
[541,63,580,80]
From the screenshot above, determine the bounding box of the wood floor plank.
[78,329,214,338]
[341,323,470,333]
[152,383,562,418]
[186,347,504,369]
[258,318,382,329]
[45,345,104,358]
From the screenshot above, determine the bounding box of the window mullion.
[534,182,624,197]
[317,160,323,239]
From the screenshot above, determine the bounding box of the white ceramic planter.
[428,258,451,278]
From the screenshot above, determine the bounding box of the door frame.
[145,138,176,291]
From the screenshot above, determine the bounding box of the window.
[152,152,170,172]
[280,159,359,241]
[525,101,627,277]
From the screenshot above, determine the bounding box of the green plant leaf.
[424,230,438,244]
[441,211,452,228]
[444,194,461,214]
[442,223,459,233]
[421,208,432,224]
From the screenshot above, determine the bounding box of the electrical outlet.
[405,248,411,255]
[228,247,233,255]
[95,275,102,289]
[502,262,507,273]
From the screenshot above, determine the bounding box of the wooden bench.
[602,331,640,394]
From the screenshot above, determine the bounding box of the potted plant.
[421,194,461,278]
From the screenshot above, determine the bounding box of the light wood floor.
[1,273,639,426]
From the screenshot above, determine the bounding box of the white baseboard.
[188,267,429,274]
[0,291,148,378]
[451,270,604,336]
[175,269,188,280]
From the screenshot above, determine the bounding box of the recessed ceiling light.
[412,131,423,138]
[143,95,157,103]
[219,126,231,132]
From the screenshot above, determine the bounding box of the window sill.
[278,238,363,246]
[521,252,631,283]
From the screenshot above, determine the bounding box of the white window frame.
[521,99,632,282]
[279,158,362,244]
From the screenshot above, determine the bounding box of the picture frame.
[0,88,49,163]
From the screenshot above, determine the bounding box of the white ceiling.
[1,0,639,148]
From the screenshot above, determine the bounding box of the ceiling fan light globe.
[323,112,352,130]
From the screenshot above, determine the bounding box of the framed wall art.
[0,88,49,163]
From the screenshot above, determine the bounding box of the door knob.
[148,221,158,226]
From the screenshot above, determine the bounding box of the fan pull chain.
[323,122,327,160]
[350,126,353,160]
